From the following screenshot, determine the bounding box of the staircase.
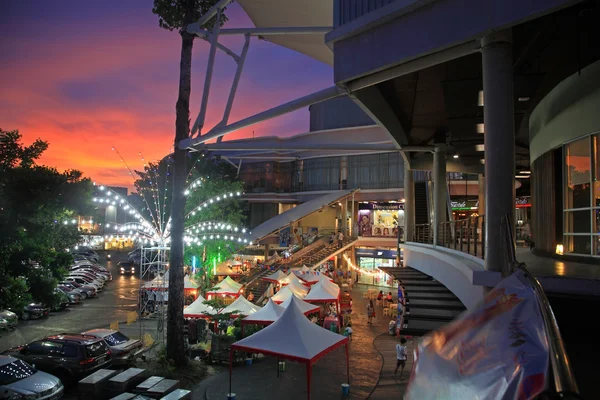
[414,181,430,226]
[292,238,356,267]
[381,266,466,335]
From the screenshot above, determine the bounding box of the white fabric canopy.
[184,294,216,318]
[301,265,310,272]
[263,270,287,283]
[280,272,305,286]
[297,272,320,284]
[272,284,306,303]
[221,295,261,316]
[233,296,347,362]
[318,275,340,294]
[207,276,243,296]
[304,281,340,302]
[248,190,352,243]
[231,260,243,266]
[288,279,309,296]
[214,262,242,276]
[237,0,333,65]
[243,299,284,324]
[184,275,199,289]
[280,294,320,316]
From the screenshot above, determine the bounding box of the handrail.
[501,215,580,397]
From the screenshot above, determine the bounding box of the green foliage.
[152,0,228,32]
[0,129,92,311]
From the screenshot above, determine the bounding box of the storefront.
[357,203,404,238]
[354,248,398,287]
[450,199,479,220]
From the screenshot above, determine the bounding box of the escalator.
[414,181,430,225]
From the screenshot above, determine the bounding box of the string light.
[343,254,378,276]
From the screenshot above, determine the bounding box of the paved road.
[0,252,142,351]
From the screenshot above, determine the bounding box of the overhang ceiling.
[236,0,333,65]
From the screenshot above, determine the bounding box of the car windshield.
[103,332,130,346]
[0,359,37,385]
[85,341,109,357]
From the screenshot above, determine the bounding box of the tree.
[0,129,92,312]
[152,1,228,365]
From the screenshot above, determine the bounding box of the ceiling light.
[515,175,530,179]
[480,159,485,165]
[519,170,531,174]
[518,97,530,102]
[478,90,484,107]
[475,144,485,152]
[476,123,485,134]
[453,154,459,159]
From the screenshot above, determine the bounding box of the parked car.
[68,272,104,287]
[64,277,102,292]
[20,304,50,320]
[59,282,96,298]
[71,266,111,281]
[118,261,136,275]
[0,310,18,328]
[0,355,64,399]
[81,329,143,366]
[57,284,87,300]
[57,288,80,305]
[2,334,112,385]
[52,289,70,311]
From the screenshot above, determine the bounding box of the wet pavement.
[0,252,141,351]
[192,284,412,400]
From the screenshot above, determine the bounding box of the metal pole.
[482,30,515,272]
[403,159,414,243]
[433,147,447,247]
[192,8,222,135]
[181,86,346,148]
[217,34,251,143]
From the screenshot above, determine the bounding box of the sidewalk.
[192,284,413,400]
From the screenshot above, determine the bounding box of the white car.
[0,356,64,399]
[65,276,102,291]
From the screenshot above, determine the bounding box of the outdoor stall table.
[323,316,340,333]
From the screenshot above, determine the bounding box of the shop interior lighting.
[453,154,459,159]
[478,90,484,106]
[476,123,485,134]
[518,97,530,102]
[515,175,530,179]
[475,144,485,152]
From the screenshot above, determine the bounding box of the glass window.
[565,235,591,255]
[565,137,591,209]
[565,210,592,233]
[594,135,600,207]
[104,332,130,346]
[0,359,36,385]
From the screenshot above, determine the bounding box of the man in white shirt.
[337,231,344,248]
[394,338,408,378]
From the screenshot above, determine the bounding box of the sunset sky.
[0,1,331,190]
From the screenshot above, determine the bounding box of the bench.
[78,368,119,399]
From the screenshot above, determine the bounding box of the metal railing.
[501,215,581,399]
[412,215,486,259]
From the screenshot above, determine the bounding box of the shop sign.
[359,202,404,210]
[516,197,531,208]
[355,248,397,259]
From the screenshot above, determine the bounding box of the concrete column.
[433,147,447,246]
[341,200,348,235]
[482,30,515,272]
[403,160,414,242]
[264,244,270,260]
[477,174,485,216]
[340,156,348,190]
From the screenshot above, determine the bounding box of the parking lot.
[0,253,141,352]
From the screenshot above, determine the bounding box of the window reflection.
[565,137,591,209]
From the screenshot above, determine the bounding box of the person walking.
[367,300,375,325]
[329,232,335,245]
[337,230,344,248]
[394,338,408,378]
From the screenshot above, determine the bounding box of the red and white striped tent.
[230,296,349,400]
[183,294,216,318]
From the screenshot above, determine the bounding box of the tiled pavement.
[192,284,415,399]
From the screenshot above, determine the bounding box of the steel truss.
[139,245,170,347]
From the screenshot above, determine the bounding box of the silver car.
[81,329,144,366]
[0,355,63,399]
[0,310,18,329]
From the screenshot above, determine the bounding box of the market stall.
[304,281,342,327]
[279,294,320,316]
[279,272,306,286]
[230,296,350,400]
[220,295,261,318]
[263,269,287,283]
[241,299,284,336]
[272,283,307,303]
[206,276,243,300]
[184,294,216,318]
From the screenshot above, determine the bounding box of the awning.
[263,270,288,283]
[304,281,340,303]
[184,294,216,318]
[248,189,355,244]
[237,0,334,65]
[184,275,199,290]
[207,276,243,298]
[242,298,284,326]
[272,283,307,303]
[280,294,321,316]
[220,295,262,317]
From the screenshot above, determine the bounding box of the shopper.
[367,300,375,324]
[338,230,344,248]
[329,233,335,245]
[344,323,353,341]
[394,338,408,378]
[386,292,393,302]
[377,290,384,301]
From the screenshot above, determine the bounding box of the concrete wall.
[298,206,338,231]
[401,243,487,310]
[529,60,600,163]
[309,96,374,132]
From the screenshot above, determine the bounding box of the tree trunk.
[167,30,194,366]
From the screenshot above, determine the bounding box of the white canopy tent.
[230,296,349,400]
[272,283,307,303]
[206,276,243,299]
[184,294,216,318]
[280,272,305,286]
[304,281,340,302]
[241,298,284,334]
[220,295,261,317]
[280,294,320,316]
[263,270,287,283]
[184,275,199,290]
